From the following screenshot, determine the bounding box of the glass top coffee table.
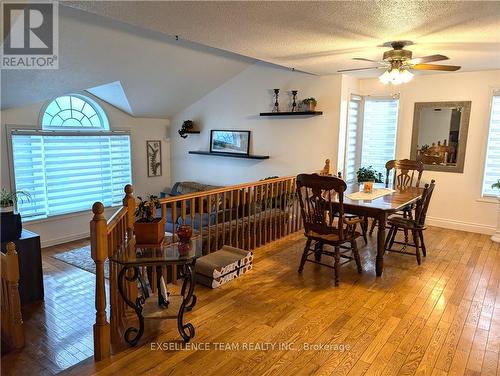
[110,236,202,346]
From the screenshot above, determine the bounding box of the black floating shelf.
[189,151,269,160]
[259,111,323,116]
[184,130,200,134]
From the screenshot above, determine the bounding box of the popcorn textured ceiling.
[66,1,500,75]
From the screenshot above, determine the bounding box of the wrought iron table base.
[117,263,196,346]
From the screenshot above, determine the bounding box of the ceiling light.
[379,68,413,85]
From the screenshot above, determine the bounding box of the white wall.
[0,95,170,247]
[170,62,345,186]
[359,70,500,234]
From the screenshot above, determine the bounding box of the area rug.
[52,246,109,279]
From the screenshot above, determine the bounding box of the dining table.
[341,183,424,276]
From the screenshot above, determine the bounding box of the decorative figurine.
[178,120,194,138]
[291,90,298,112]
[273,89,280,112]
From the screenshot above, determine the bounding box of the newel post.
[123,184,135,241]
[90,202,110,361]
[5,242,24,349]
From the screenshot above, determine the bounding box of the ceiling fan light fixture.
[379,68,413,85]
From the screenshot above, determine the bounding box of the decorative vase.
[134,218,166,245]
[176,224,193,243]
[178,240,191,256]
[0,205,14,214]
[492,197,500,243]
[363,180,374,193]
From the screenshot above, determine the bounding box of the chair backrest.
[296,174,347,241]
[415,180,436,227]
[1,242,24,351]
[385,159,424,189]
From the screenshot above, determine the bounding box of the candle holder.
[291,90,298,112]
[273,89,280,112]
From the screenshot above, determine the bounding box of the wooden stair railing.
[91,177,303,361]
[1,242,25,351]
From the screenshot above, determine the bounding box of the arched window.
[40,94,109,130]
[10,93,131,220]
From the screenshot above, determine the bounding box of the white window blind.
[11,132,132,220]
[345,95,361,182]
[482,93,500,197]
[360,98,399,174]
[343,96,399,181]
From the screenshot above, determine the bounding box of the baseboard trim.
[40,231,89,248]
[426,216,496,235]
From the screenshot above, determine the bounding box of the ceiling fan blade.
[337,66,382,72]
[412,64,461,71]
[353,58,382,63]
[409,54,449,64]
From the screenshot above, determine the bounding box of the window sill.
[23,205,122,224]
[476,197,499,204]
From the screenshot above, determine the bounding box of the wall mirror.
[410,101,471,173]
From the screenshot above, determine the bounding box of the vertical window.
[482,92,500,197]
[344,95,399,182]
[10,94,132,220]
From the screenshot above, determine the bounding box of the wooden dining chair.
[384,180,436,265]
[296,173,362,286]
[369,159,424,236]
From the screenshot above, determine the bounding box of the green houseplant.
[1,188,31,241]
[492,179,500,243]
[301,97,317,112]
[356,166,383,184]
[134,195,165,245]
[0,188,31,214]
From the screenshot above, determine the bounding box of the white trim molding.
[36,231,89,248]
[426,216,496,236]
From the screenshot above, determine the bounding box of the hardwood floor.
[3,227,500,376]
[61,226,498,376]
[1,239,95,375]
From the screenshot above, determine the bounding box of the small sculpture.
[179,120,194,138]
[273,89,280,112]
[291,90,298,112]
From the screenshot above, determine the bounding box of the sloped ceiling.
[0,5,256,116]
[65,1,500,75]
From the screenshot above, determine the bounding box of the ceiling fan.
[338,41,461,84]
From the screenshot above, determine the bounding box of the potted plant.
[1,188,31,242]
[492,179,500,243]
[134,195,165,245]
[301,98,317,112]
[356,166,383,193]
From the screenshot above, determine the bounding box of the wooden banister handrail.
[106,206,128,234]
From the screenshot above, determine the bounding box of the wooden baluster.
[172,201,178,282]
[235,190,240,248]
[207,194,212,254]
[190,198,195,234]
[197,195,203,247]
[215,193,220,251]
[161,203,167,223]
[270,182,275,242]
[181,200,187,224]
[252,186,257,249]
[246,186,251,250]
[229,191,233,246]
[258,184,264,247]
[123,184,135,243]
[241,189,246,249]
[222,192,227,246]
[90,202,110,361]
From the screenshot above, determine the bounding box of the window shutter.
[360,98,399,174]
[11,133,132,219]
[345,95,361,182]
[482,94,500,197]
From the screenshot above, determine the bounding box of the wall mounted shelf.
[184,131,200,134]
[189,151,269,160]
[259,111,323,116]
